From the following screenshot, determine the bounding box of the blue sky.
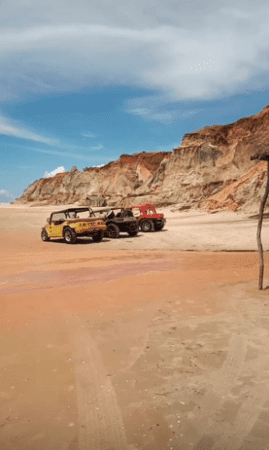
[1,0,269,203]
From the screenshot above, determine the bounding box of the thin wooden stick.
[257,160,269,290]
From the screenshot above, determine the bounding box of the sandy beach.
[1,205,269,450]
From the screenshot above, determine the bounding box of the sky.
[1,0,269,203]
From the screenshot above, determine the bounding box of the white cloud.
[0,114,104,156]
[0,115,60,145]
[91,164,105,168]
[82,132,96,138]
[44,166,66,178]
[19,144,103,161]
[0,0,269,107]
[0,189,15,200]
[90,144,103,151]
[126,95,205,123]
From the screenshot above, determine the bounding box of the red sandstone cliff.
[14,105,269,213]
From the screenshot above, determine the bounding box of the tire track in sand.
[67,314,136,450]
[201,286,269,450]
[208,381,267,450]
[189,333,248,447]
[192,327,269,450]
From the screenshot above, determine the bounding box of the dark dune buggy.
[89,207,139,239]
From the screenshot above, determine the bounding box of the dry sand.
[0,204,266,251]
[1,205,269,450]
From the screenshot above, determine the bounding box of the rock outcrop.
[14,105,269,213]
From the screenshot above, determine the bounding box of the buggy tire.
[107,223,120,239]
[41,229,50,241]
[128,230,138,237]
[141,219,153,232]
[155,223,164,231]
[92,230,104,242]
[64,227,77,244]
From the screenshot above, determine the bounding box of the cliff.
[14,105,269,213]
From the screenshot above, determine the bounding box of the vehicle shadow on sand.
[115,234,143,239]
[47,234,144,244]
[47,238,111,245]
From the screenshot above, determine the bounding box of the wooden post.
[257,160,269,289]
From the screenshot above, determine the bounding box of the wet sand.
[1,205,269,450]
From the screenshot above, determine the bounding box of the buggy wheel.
[155,223,164,231]
[128,230,138,237]
[41,229,50,241]
[107,223,120,239]
[141,219,153,232]
[64,227,77,244]
[92,230,104,242]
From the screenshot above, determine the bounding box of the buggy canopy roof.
[50,207,91,216]
[90,206,125,212]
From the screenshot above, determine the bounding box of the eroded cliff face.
[14,105,269,213]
